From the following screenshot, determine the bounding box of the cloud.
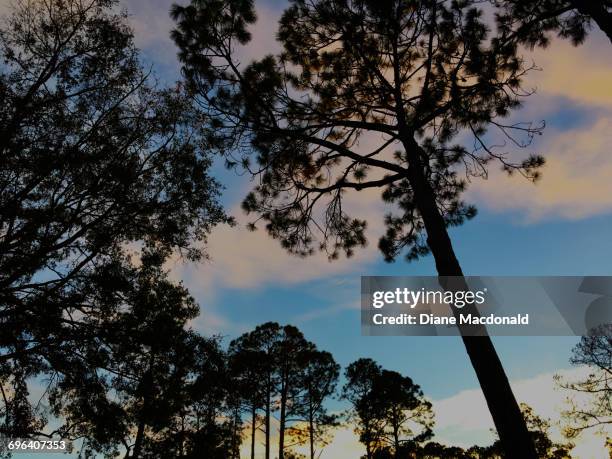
[432,367,609,458]
[463,28,612,222]
[0,2,10,17]
[468,116,612,221]
[526,30,612,107]
[174,182,386,293]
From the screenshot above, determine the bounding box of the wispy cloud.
[468,116,612,221]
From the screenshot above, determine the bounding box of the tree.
[39,255,237,459]
[491,0,612,47]
[521,404,573,459]
[228,336,269,459]
[342,359,433,458]
[558,324,611,438]
[228,322,281,459]
[175,339,240,459]
[0,0,227,402]
[372,369,434,455]
[288,349,340,459]
[419,442,471,458]
[274,326,314,459]
[171,0,545,456]
[342,359,384,459]
[230,323,338,459]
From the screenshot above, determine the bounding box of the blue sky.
[21,1,607,456]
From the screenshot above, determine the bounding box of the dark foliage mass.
[491,0,612,46]
[171,0,546,263]
[342,358,434,459]
[0,0,227,452]
[228,322,340,459]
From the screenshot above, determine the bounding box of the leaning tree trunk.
[400,135,538,459]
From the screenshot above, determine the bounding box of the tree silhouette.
[0,0,227,404]
[171,0,545,456]
[274,325,314,459]
[343,359,433,458]
[485,403,574,459]
[228,335,269,459]
[342,359,384,459]
[371,369,434,455]
[229,322,281,459]
[492,0,612,46]
[229,323,339,459]
[34,255,237,459]
[557,324,611,439]
[287,349,340,459]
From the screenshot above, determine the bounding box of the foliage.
[229,322,340,459]
[0,0,226,444]
[558,324,611,438]
[342,358,434,458]
[491,0,612,47]
[32,256,237,458]
[171,0,545,263]
[170,3,545,452]
[482,403,574,459]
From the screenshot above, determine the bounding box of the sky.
[10,0,611,457]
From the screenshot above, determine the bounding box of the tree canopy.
[492,0,612,47]
[342,358,434,459]
[0,0,227,451]
[0,0,227,371]
[558,324,612,439]
[228,322,340,459]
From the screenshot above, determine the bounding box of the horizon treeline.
[0,0,610,458]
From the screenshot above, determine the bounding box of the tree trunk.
[278,380,287,459]
[309,397,315,459]
[399,136,538,459]
[265,376,271,459]
[232,406,240,459]
[392,416,400,458]
[251,404,257,459]
[132,365,153,459]
[132,418,145,459]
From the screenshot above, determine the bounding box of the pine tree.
[171,0,546,456]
